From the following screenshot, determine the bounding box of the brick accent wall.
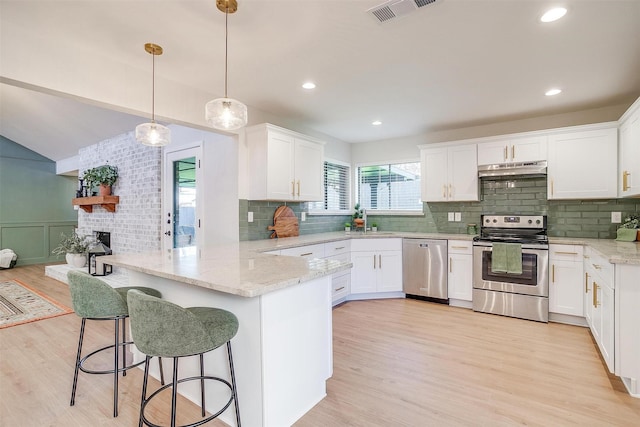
[77,132,162,253]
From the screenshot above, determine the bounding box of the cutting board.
[268,206,299,238]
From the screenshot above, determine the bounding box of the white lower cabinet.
[325,240,351,305]
[583,247,615,373]
[549,244,584,317]
[447,240,473,306]
[350,239,403,295]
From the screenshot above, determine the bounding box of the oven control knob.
[486,219,490,223]
[528,220,532,224]
[536,220,541,224]
[493,219,497,223]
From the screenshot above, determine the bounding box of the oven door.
[473,243,548,297]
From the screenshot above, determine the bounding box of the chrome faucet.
[362,208,367,233]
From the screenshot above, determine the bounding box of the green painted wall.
[239,177,640,240]
[0,137,78,265]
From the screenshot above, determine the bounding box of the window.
[308,160,350,212]
[357,161,422,211]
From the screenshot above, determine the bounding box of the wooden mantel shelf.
[72,196,119,213]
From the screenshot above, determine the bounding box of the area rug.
[0,279,73,329]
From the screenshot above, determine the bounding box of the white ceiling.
[1,0,640,162]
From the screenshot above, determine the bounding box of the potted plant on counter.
[52,231,92,267]
[83,164,119,196]
[352,203,364,228]
[371,222,378,232]
[344,222,351,232]
[616,214,640,241]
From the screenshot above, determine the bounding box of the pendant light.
[136,43,171,147]
[205,0,248,131]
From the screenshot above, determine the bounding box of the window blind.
[357,162,422,211]
[308,161,350,211]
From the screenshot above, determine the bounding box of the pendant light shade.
[205,97,247,131]
[136,43,171,147]
[205,0,248,131]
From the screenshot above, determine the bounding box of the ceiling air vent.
[367,0,437,24]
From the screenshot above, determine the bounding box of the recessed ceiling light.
[372,120,382,126]
[302,82,316,90]
[540,7,567,23]
[545,88,562,96]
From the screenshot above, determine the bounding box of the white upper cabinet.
[619,97,640,197]
[547,127,618,200]
[477,136,547,165]
[246,123,324,201]
[421,144,478,202]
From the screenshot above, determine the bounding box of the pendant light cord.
[151,49,156,123]
[224,7,229,98]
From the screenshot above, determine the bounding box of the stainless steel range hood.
[478,160,547,178]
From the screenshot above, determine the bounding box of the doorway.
[164,147,201,250]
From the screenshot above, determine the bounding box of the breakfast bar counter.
[102,245,351,427]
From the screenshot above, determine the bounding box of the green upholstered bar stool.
[126,289,241,427]
[67,270,165,417]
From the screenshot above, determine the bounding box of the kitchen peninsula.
[103,244,351,427]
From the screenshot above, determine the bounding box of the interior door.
[164,147,201,250]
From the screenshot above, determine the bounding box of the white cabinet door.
[350,251,378,294]
[547,127,617,199]
[599,281,615,373]
[294,137,324,201]
[619,107,640,197]
[377,252,403,292]
[511,136,547,163]
[549,245,584,317]
[477,136,547,165]
[447,240,473,302]
[448,144,479,201]
[266,132,296,200]
[448,253,472,301]
[421,147,449,202]
[421,144,478,202]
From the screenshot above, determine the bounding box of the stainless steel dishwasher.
[402,239,448,303]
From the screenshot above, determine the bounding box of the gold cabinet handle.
[449,257,452,273]
[550,179,554,196]
[552,264,555,283]
[593,282,598,308]
[451,246,468,249]
[555,251,578,255]
[379,254,382,269]
[592,264,602,270]
[585,272,589,293]
[442,185,447,198]
[504,146,508,161]
[300,252,313,257]
[291,181,295,197]
[297,180,301,197]
[373,254,376,269]
[623,171,630,191]
[448,184,452,199]
[334,246,345,251]
[334,286,345,292]
[511,145,515,160]
[583,255,590,259]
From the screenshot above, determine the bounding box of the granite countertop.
[548,237,640,265]
[103,231,640,299]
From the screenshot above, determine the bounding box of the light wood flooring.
[2,264,640,426]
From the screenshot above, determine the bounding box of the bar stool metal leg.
[139,356,151,427]
[113,318,120,417]
[70,318,87,406]
[171,357,179,427]
[227,342,241,427]
[200,354,206,417]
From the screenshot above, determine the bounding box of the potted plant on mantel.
[52,231,92,268]
[83,164,118,196]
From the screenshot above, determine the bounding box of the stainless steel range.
[472,215,549,322]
